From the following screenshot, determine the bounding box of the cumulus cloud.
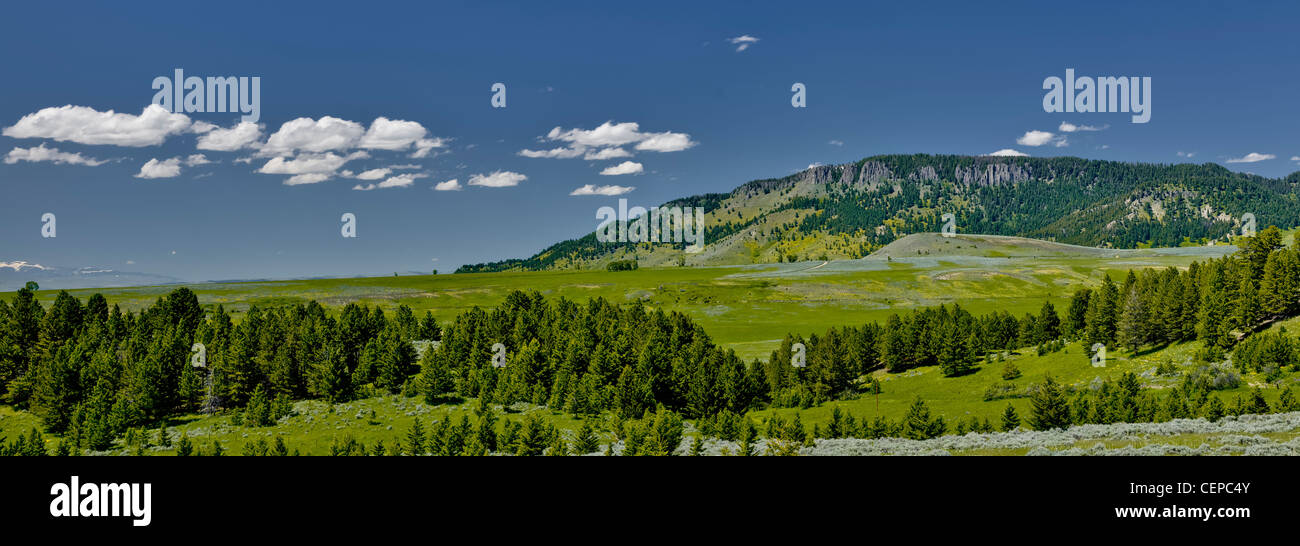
[635,132,695,152]
[3,104,192,147]
[548,121,647,148]
[411,138,448,158]
[519,146,585,159]
[286,173,331,186]
[600,161,644,175]
[257,151,366,175]
[434,178,462,191]
[354,168,391,180]
[369,173,427,189]
[727,35,759,52]
[1291,156,1300,162]
[584,147,633,160]
[570,184,635,196]
[4,144,108,166]
[467,170,526,188]
[1016,130,1056,147]
[1225,152,1275,164]
[261,116,365,155]
[196,121,263,151]
[988,149,1028,157]
[135,157,183,179]
[1058,122,1108,133]
[184,154,211,166]
[522,121,695,159]
[359,117,428,150]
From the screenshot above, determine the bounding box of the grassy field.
[2,234,1237,362]
[6,234,1296,455]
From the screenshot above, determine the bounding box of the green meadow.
[7,235,1296,455]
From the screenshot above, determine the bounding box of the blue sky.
[2,0,1299,282]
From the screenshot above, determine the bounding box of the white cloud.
[1291,156,1300,162]
[467,170,526,188]
[184,154,211,166]
[600,161,644,175]
[257,151,364,175]
[388,164,422,170]
[285,173,331,186]
[829,140,844,147]
[806,162,824,170]
[635,131,695,152]
[519,146,585,159]
[1225,152,1275,164]
[524,121,695,158]
[352,183,377,191]
[3,104,192,147]
[1177,151,1197,158]
[570,184,635,196]
[1016,130,1056,147]
[359,117,428,150]
[411,138,448,158]
[583,147,632,160]
[196,121,263,151]
[434,178,462,191]
[727,35,759,52]
[1058,122,1107,133]
[4,144,109,166]
[373,173,427,189]
[355,168,391,180]
[988,149,1028,157]
[135,157,183,179]
[1054,137,1070,148]
[548,121,646,148]
[0,261,48,271]
[261,116,365,155]
[190,121,218,134]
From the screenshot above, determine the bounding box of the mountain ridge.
[458,154,1300,273]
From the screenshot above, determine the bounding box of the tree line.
[2,227,1299,453]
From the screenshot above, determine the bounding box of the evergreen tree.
[405,419,426,455]
[1028,375,1070,431]
[901,396,946,440]
[1000,403,1020,432]
[573,421,600,454]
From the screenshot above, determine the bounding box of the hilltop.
[458,154,1300,272]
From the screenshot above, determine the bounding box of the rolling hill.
[458,154,1300,272]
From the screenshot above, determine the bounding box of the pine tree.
[176,431,193,456]
[1203,395,1226,422]
[573,421,600,454]
[901,396,946,440]
[1000,403,1020,432]
[1028,375,1070,431]
[737,418,757,456]
[1117,288,1150,353]
[405,419,426,455]
[689,434,704,456]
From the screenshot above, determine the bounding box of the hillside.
[458,154,1300,272]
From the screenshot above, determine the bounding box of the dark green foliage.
[1000,403,1020,432]
[605,259,639,272]
[1028,375,1071,431]
[901,397,946,440]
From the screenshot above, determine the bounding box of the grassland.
[6,234,1298,455]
